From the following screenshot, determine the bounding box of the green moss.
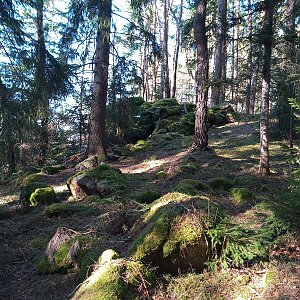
[41,165,65,175]
[174,179,210,196]
[22,182,49,207]
[29,187,56,206]
[67,165,126,198]
[153,98,178,107]
[22,173,45,185]
[136,191,160,204]
[129,193,221,268]
[230,188,253,204]
[156,170,168,180]
[180,162,199,173]
[98,249,120,265]
[126,140,148,152]
[210,177,234,191]
[130,212,172,260]
[38,235,101,276]
[44,203,85,218]
[163,213,204,257]
[74,257,156,300]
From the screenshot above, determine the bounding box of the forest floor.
[0,117,300,299]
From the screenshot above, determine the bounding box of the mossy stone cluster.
[174,179,210,196]
[128,192,222,274]
[73,250,156,300]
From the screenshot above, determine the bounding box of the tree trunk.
[171,0,183,99]
[211,0,227,106]
[162,0,171,98]
[285,0,296,147]
[36,0,48,163]
[194,0,209,150]
[259,0,275,176]
[88,0,112,159]
[249,53,260,114]
[232,0,240,110]
[246,0,253,114]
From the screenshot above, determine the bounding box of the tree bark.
[249,53,260,114]
[36,0,48,163]
[211,0,227,106]
[259,0,275,176]
[88,0,112,159]
[194,0,209,150]
[171,0,183,99]
[162,0,171,98]
[246,0,253,114]
[232,0,240,110]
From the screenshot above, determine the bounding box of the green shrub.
[230,188,253,205]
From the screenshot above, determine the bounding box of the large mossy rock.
[67,164,126,200]
[72,249,156,300]
[128,192,222,274]
[38,227,103,280]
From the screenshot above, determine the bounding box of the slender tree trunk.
[88,0,112,159]
[246,0,253,114]
[259,0,275,176]
[194,0,209,150]
[232,0,240,110]
[171,0,183,99]
[211,0,227,106]
[36,0,48,163]
[162,0,171,98]
[286,0,296,146]
[249,53,260,114]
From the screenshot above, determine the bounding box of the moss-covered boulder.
[230,187,253,205]
[72,250,156,300]
[38,227,103,279]
[19,179,56,209]
[67,164,126,200]
[136,191,160,204]
[174,179,210,196]
[30,186,56,206]
[128,192,222,274]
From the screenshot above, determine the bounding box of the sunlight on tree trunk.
[89,0,112,159]
[259,0,275,176]
[194,0,208,150]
